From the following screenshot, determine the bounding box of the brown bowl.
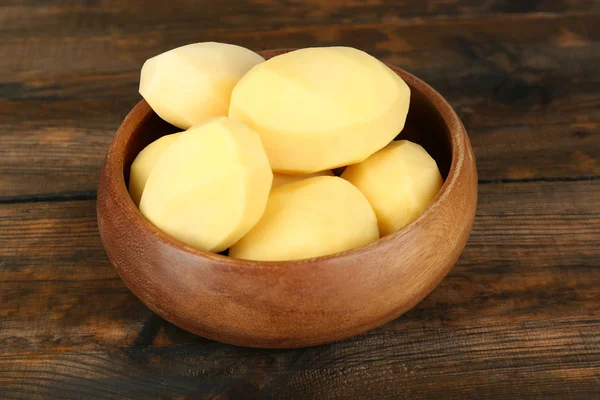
[97,49,478,348]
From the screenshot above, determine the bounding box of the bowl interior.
[397,83,452,180]
[122,111,180,187]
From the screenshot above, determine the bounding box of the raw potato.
[139,117,272,252]
[128,132,180,206]
[272,170,333,188]
[229,46,410,174]
[342,140,443,236]
[229,176,379,261]
[140,42,264,129]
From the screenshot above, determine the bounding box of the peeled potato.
[229,176,379,261]
[140,42,264,129]
[128,132,181,206]
[342,140,443,236]
[229,46,410,174]
[272,170,333,188]
[139,117,272,252]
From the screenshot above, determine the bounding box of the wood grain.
[1,11,600,199]
[1,180,599,397]
[1,0,600,397]
[2,0,598,37]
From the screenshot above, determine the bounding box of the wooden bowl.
[97,49,478,348]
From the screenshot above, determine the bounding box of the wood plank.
[1,13,599,199]
[1,0,598,40]
[0,321,598,400]
[0,98,132,201]
[2,12,599,78]
[0,180,598,397]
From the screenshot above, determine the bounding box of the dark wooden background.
[1,0,599,399]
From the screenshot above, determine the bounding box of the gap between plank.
[0,190,98,204]
[477,175,600,184]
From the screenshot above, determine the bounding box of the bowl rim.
[103,50,468,268]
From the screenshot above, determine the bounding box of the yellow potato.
[140,42,264,129]
[342,140,443,236]
[229,176,379,261]
[128,132,181,206]
[272,170,333,188]
[139,117,272,252]
[229,46,410,174]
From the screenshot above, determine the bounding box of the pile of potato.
[130,42,443,261]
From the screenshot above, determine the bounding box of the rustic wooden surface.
[0,0,599,398]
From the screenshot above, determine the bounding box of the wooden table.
[1,1,599,399]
